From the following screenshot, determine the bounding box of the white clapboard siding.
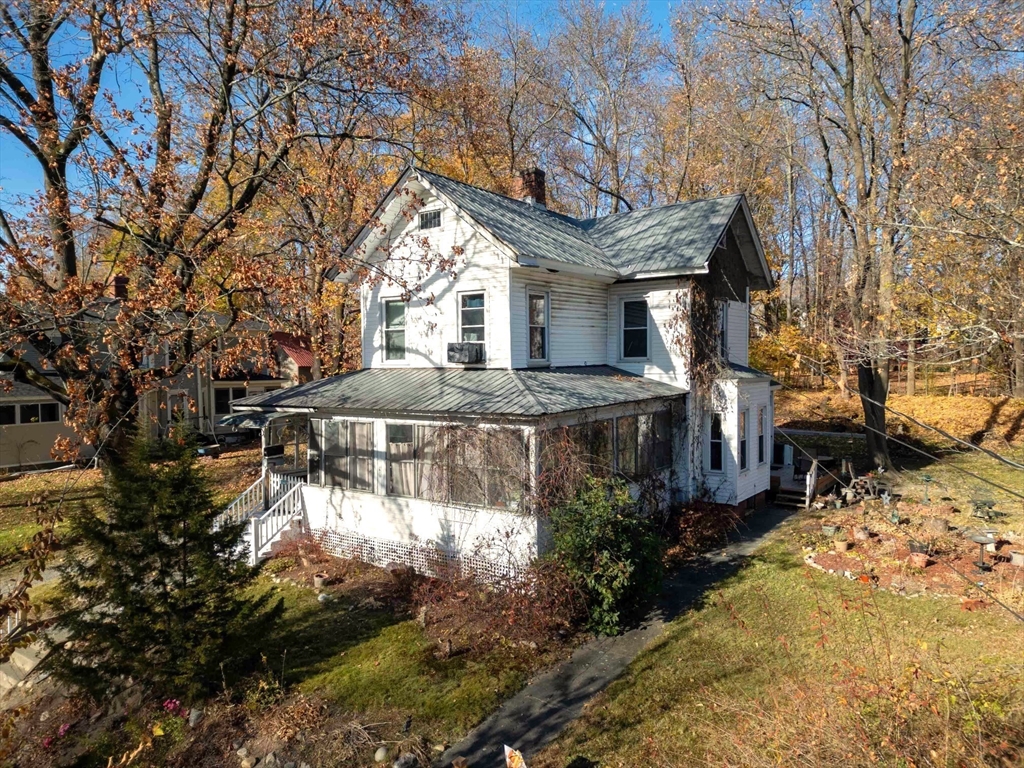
[733,380,773,503]
[727,300,749,366]
[362,187,514,370]
[509,270,610,367]
[606,279,691,390]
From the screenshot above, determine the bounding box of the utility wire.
[772,377,1024,503]
[794,351,1024,472]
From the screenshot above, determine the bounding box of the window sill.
[526,360,550,368]
[618,357,652,364]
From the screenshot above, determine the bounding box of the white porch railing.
[1,608,22,644]
[220,477,265,527]
[248,482,304,565]
[218,471,303,529]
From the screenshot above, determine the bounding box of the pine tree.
[53,434,269,702]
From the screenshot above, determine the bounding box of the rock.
[283,762,296,768]
[264,753,278,766]
[299,763,312,768]
[241,758,259,768]
[432,743,446,752]
[317,592,332,603]
[237,747,249,758]
[233,739,244,751]
[39,710,50,723]
[393,754,418,768]
[416,605,428,627]
[375,746,390,763]
[188,708,203,727]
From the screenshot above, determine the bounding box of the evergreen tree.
[53,434,269,702]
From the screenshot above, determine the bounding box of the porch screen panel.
[323,421,349,487]
[387,424,415,496]
[350,422,374,491]
[308,419,321,484]
[616,415,638,477]
[415,426,443,501]
[450,427,487,506]
[486,428,527,508]
[640,409,672,473]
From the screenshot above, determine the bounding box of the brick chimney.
[514,167,546,208]
[113,275,129,299]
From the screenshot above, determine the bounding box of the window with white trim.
[621,300,649,359]
[384,299,406,361]
[460,293,486,345]
[214,386,248,415]
[528,290,548,361]
[0,402,60,425]
[708,413,724,472]
[419,209,441,229]
[739,409,749,471]
[758,406,767,464]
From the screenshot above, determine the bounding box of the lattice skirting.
[312,527,522,582]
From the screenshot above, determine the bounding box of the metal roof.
[416,170,613,273]
[717,362,781,386]
[232,365,686,418]
[580,196,742,276]
[411,170,763,283]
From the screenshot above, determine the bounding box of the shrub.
[52,435,273,702]
[549,476,663,635]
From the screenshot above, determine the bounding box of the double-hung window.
[384,300,406,361]
[0,405,15,425]
[758,407,767,464]
[739,409,749,471]
[622,300,649,359]
[387,424,415,496]
[709,413,724,472]
[460,293,486,345]
[528,291,548,362]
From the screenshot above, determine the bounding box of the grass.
[534,524,1024,768]
[0,447,262,567]
[253,578,541,746]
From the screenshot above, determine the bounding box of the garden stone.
[374,746,389,763]
[264,752,278,766]
[240,758,259,768]
[283,762,296,768]
[233,739,244,750]
[393,754,418,768]
[188,708,203,727]
[237,747,249,758]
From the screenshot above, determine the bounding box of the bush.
[549,476,663,635]
[52,435,273,702]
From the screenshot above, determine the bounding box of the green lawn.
[255,579,542,748]
[534,524,1024,768]
[0,448,262,567]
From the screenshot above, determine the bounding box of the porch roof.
[231,365,686,419]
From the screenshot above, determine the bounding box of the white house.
[228,167,777,576]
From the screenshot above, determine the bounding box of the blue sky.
[0,0,681,212]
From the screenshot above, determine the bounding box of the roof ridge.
[508,369,547,415]
[579,193,744,226]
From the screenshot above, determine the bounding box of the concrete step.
[0,661,28,691]
[9,640,48,674]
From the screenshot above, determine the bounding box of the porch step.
[0,628,70,696]
[774,490,807,509]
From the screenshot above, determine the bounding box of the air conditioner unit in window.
[447,342,485,364]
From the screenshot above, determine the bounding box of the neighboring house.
[138,330,309,440]
[229,167,777,575]
[3,325,307,468]
[0,345,96,470]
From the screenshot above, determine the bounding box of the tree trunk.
[906,337,916,396]
[857,360,891,470]
[1012,333,1024,399]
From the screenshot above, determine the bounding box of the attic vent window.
[419,210,441,230]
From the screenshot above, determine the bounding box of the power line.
[765,336,1024,473]
[772,377,1024,503]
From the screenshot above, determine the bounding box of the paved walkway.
[436,505,794,768]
